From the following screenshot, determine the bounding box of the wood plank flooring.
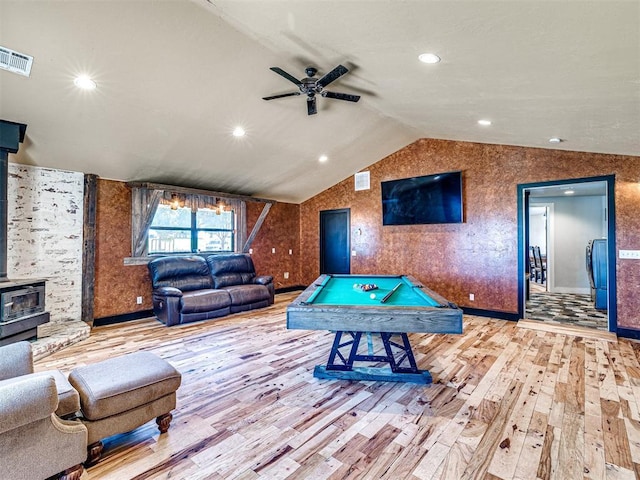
[35,292,640,480]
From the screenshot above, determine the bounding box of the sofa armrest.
[0,375,57,435]
[154,286,183,297]
[0,341,34,381]
[152,289,183,326]
[254,275,273,286]
[254,275,275,305]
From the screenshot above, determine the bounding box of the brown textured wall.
[94,179,152,318]
[246,201,301,289]
[300,138,640,329]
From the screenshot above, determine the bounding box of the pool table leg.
[380,332,419,374]
[326,331,362,371]
[324,331,421,374]
[314,330,432,384]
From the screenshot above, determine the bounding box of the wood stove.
[0,279,49,346]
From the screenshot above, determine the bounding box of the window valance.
[158,191,237,212]
[127,182,274,260]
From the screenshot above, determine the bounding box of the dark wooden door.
[320,208,350,274]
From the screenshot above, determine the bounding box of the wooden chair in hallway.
[529,247,539,282]
[533,246,546,283]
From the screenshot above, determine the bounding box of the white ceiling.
[1,0,638,203]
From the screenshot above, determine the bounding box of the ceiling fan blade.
[269,67,303,87]
[323,91,361,102]
[316,64,348,88]
[262,92,301,101]
[307,96,317,115]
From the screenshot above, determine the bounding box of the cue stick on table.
[380,282,403,303]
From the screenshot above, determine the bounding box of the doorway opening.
[517,175,616,332]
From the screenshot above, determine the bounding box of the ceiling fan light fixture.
[319,154,328,163]
[232,126,246,137]
[478,119,492,126]
[418,53,441,64]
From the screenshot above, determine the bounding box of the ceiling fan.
[262,64,361,115]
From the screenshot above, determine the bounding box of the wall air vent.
[0,46,33,77]
[354,171,370,191]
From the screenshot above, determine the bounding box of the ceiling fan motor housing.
[263,64,360,115]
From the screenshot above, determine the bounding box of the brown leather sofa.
[148,253,274,326]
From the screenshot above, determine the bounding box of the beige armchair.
[0,342,87,480]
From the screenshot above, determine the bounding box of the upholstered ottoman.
[69,351,181,465]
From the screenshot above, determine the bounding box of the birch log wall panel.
[299,138,640,330]
[6,164,84,325]
[94,179,152,319]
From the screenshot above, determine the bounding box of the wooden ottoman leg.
[85,440,103,466]
[156,412,173,433]
[58,464,83,480]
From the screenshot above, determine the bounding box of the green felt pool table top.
[306,275,440,307]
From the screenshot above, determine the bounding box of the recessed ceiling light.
[477,119,492,126]
[549,137,563,143]
[418,53,441,64]
[73,75,96,90]
[564,190,575,195]
[232,126,245,137]
[319,155,328,163]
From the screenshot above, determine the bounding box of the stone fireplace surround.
[5,162,91,359]
[2,120,90,359]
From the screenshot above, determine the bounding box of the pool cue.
[381,282,403,303]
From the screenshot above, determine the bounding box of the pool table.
[287,274,463,384]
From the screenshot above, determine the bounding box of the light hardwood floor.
[36,292,640,480]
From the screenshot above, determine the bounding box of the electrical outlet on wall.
[136,296,143,304]
[284,272,289,279]
[469,293,475,301]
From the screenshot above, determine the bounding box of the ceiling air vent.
[0,46,33,77]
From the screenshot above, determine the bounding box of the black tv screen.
[381,171,463,225]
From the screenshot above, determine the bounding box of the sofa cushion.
[223,284,271,306]
[148,256,213,292]
[206,254,258,288]
[213,272,256,288]
[180,289,230,314]
[206,253,255,275]
[37,370,80,417]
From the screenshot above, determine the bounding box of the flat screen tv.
[381,171,463,225]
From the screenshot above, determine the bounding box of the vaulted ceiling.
[1,1,638,203]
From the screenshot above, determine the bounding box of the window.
[148,204,235,254]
